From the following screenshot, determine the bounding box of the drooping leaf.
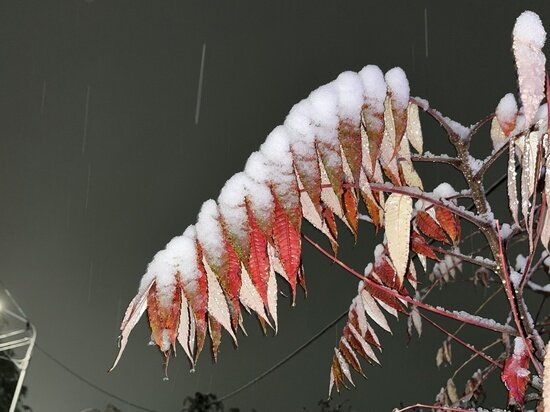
[208,315,222,362]
[508,138,520,226]
[147,280,182,354]
[266,261,278,332]
[410,230,440,261]
[177,296,194,365]
[415,210,450,244]
[513,11,546,127]
[338,120,363,185]
[272,195,301,301]
[246,203,270,306]
[338,338,364,377]
[405,103,423,153]
[360,287,391,333]
[334,348,355,387]
[203,258,237,343]
[342,185,359,238]
[434,205,461,245]
[110,281,154,371]
[319,159,352,232]
[291,145,322,216]
[385,193,412,283]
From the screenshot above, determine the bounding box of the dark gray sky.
[0,1,549,411]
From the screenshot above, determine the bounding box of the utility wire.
[215,310,347,404]
[35,343,158,412]
[215,169,509,404]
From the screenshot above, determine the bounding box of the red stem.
[494,221,544,376]
[421,314,502,369]
[303,234,516,335]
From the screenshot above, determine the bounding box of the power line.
[215,310,347,404]
[35,343,158,412]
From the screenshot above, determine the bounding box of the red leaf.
[374,254,401,290]
[219,237,242,331]
[147,281,182,355]
[360,188,383,229]
[361,105,385,171]
[246,203,270,306]
[338,120,363,184]
[292,150,322,215]
[435,206,461,245]
[272,195,301,301]
[208,315,222,362]
[410,230,440,261]
[317,141,344,199]
[297,264,307,297]
[501,338,531,407]
[342,185,359,238]
[415,210,450,244]
[338,338,364,376]
[363,281,403,313]
[322,206,339,241]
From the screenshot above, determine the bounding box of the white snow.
[364,263,373,275]
[499,223,514,240]
[244,174,274,223]
[451,310,513,333]
[138,225,201,308]
[445,117,471,140]
[307,84,339,143]
[385,67,410,109]
[333,71,364,123]
[513,336,527,356]
[244,151,272,184]
[510,270,522,289]
[217,173,249,244]
[412,96,429,111]
[358,65,387,110]
[515,254,527,272]
[284,100,316,144]
[432,182,457,199]
[513,11,546,49]
[260,126,294,169]
[196,199,225,267]
[495,93,518,126]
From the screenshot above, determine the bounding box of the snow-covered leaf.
[513,11,546,127]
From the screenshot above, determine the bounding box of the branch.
[431,246,497,271]
[421,314,502,369]
[467,112,496,140]
[473,140,509,180]
[495,222,544,376]
[410,97,468,143]
[410,154,461,169]
[303,234,516,335]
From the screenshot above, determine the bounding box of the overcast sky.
[0,1,549,411]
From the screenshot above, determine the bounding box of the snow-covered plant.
[112,10,550,411]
